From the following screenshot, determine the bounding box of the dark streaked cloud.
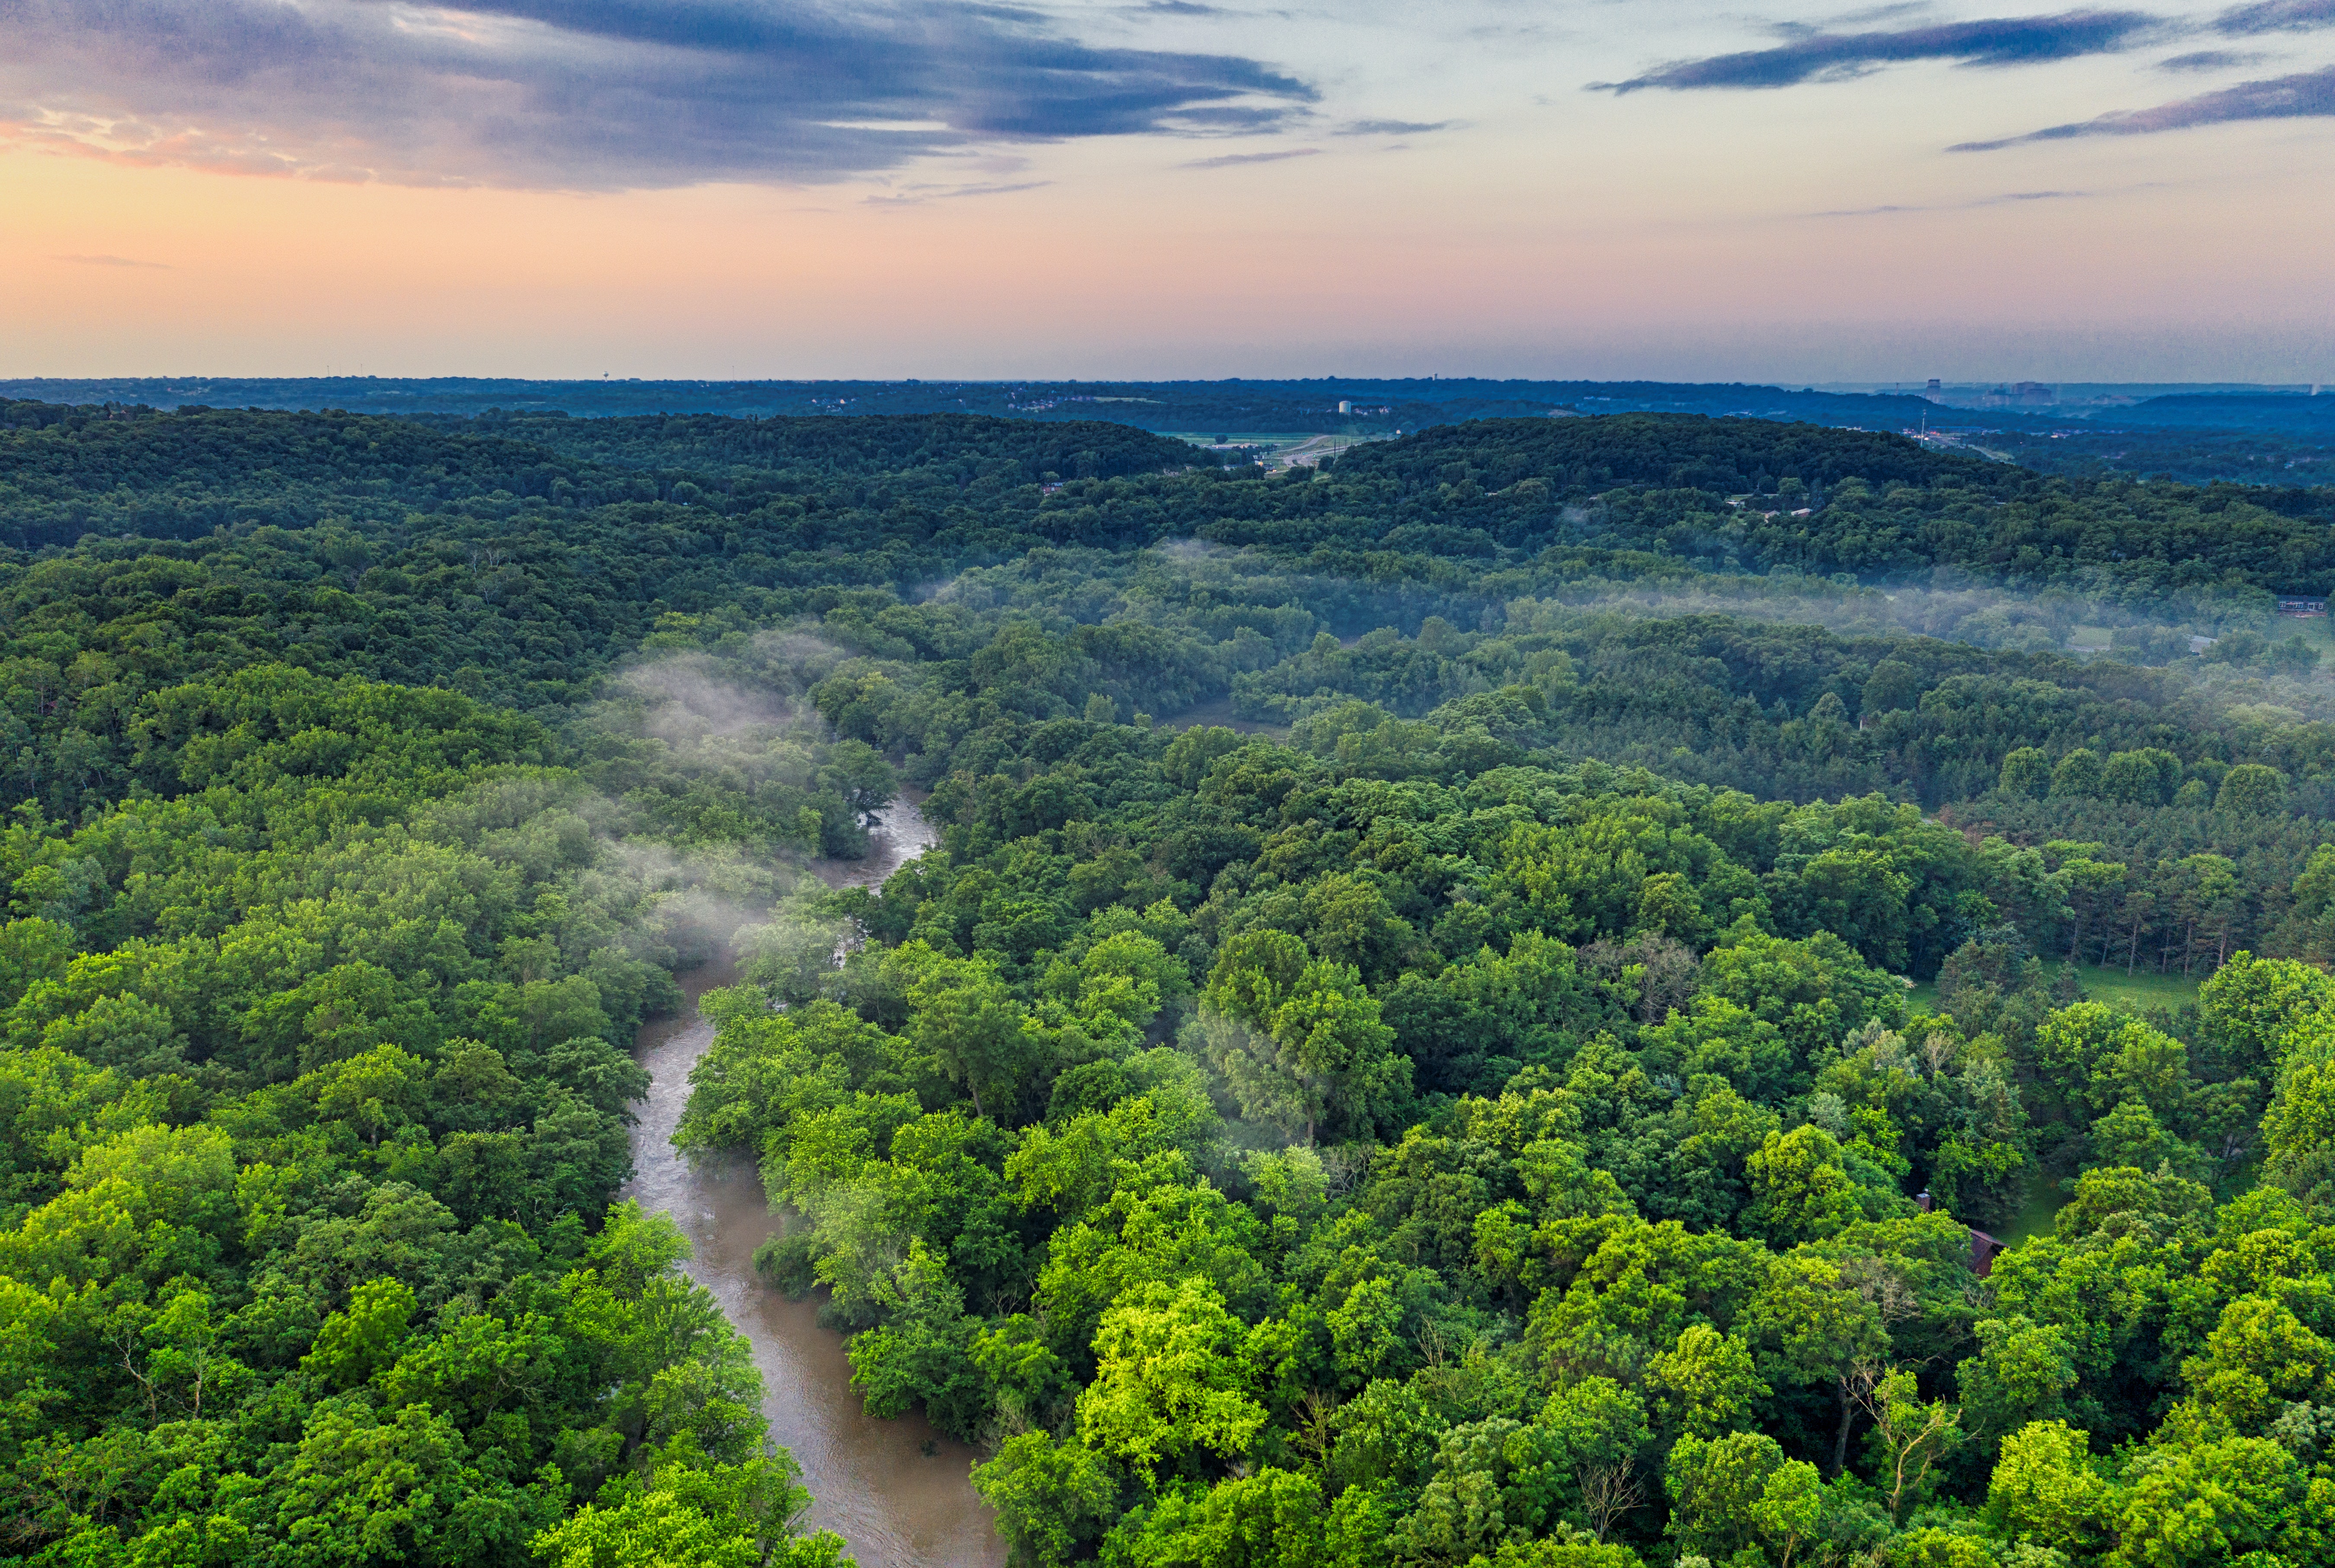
[1592,9,2160,93]
[0,0,1314,190]
[865,179,1053,205]
[1179,146,1320,167]
[1334,118,1457,135]
[2157,47,2267,66]
[1953,60,2335,144]
[1811,188,2089,215]
[2214,0,2335,33]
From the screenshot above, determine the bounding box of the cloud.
[2156,47,2268,66]
[1334,118,1456,134]
[1952,60,2335,145]
[1179,145,1319,166]
[54,253,169,267]
[1591,9,2161,92]
[2214,0,2335,33]
[1811,187,2089,214]
[864,179,1053,204]
[0,0,1315,190]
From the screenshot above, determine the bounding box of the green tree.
[532,1451,847,1568]
[2098,747,2179,806]
[1195,932,1409,1144]
[1743,1125,1861,1246]
[1076,1279,1267,1473]
[2263,1040,2335,1203]
[1856,1367,1961,1522]
[2048,748,2103,799]
[1955,1316,2077,1450]
[2214,763,2287,816]
[1862,660,1921,715]
[1742,1254,1891,1475]
[888,943,1040,1122]
[1983,1420,2115,1557]
[1646,1323,1769,1440]
[971,1433,1118,1568]
[1665,1430,1782,1562]
[1999,747,2050,799]
[302,1276,417,1391]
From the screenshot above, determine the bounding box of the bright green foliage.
[1985,1421,2116,1557]
[303,1276,418,1390]
[1110,1466,1328,1568]
[2049,748,2105,799]
[1744,1125,1862,1245]
[532,1447,847,1568]
[1077,1279,1268,1472]
[973,1433,1118,1567]
[1646,1324,1769,1440]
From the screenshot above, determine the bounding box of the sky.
[3,0,2333,381]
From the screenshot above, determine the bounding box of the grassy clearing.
[2279,611,2335,653]
[1905,961,2199,1021]
[2071,961,2201,1013]
[1996,1170,2070,1247]
[1154,695,1288,738]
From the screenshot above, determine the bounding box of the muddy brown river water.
[625,799,1007,1568]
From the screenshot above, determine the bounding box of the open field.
[1909,961,2200,1019]
[1154,695,1289,738]
[1163,430,1393,468]
[2072,961,2204,1012]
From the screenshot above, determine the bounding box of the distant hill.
[0,374,1996,440]
[1330,412,1993,493]
[2115,392,2335,433]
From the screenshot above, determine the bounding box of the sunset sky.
[4,0,2332,380]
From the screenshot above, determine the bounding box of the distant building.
[2278,597,2328,616]
[1338,401,1351,414]
[1915,1192,2010,1276]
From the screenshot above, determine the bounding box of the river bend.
[625,800,1006,1568]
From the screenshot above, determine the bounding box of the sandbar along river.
[626,798,1007,1568]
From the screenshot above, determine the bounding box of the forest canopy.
[1,400,2334,1568]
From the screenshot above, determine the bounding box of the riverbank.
[625,799,1004,1568]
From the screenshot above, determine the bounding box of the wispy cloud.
[0,0,1316,190]
[1811,188,2089,215]
[1591,9,2161,92]
[1334,118,1456,135]
[1953,60,2335,145]
[2214,0,2335,33]
[1179,146,1320,167]
[865,180,1052,205]
[53,253,170,268]
[2156,47,2267,67]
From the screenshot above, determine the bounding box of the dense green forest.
[3,400,2335,1568]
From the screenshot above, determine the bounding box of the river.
[625,798,1007,1568]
